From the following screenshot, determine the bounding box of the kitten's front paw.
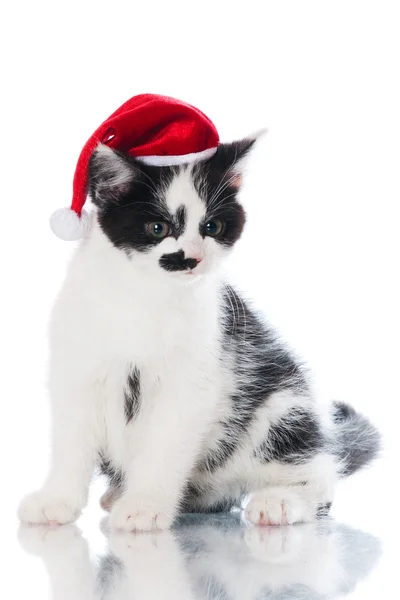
[18,490,82,525]
[110,495,174,532]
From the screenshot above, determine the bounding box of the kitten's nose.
[186,256,202,270]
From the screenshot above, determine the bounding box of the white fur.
[19,168,338,530]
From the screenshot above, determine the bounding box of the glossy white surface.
[15,516,380,599]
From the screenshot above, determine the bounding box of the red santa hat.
[50,93,220,240]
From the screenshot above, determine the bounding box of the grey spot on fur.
[332,401,381,476]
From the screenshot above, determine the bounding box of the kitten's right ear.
[88,144,137,206]
[209,130,267,189]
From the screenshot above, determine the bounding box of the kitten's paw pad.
[110,496,173,532]
[243,488,311,526]
[18,491,81,525]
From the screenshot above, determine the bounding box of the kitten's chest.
[95,286,219,363]
[102,302,194,360]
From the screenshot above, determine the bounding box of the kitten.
[18,137,380,531]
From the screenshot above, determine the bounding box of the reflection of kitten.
[18,138,379,531]
[177,516,381,599]
[18,516,381,600]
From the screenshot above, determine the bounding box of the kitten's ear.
[88,144,138,205]
[210,129,266,189]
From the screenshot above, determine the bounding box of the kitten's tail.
[331,401,381,477]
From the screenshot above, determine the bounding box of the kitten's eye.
[204,219,224,237]
[146,222,171,239]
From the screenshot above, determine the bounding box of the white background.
[1,1,399,598]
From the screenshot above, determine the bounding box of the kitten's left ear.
[210,129,267,189]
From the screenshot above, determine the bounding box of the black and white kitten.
[18,138,380,531]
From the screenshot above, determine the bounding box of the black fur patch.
[256,407,325,464]
[89,150,178,253]
[174,205,187,237]
[192,142,253,248]
[199,204,246,247]
[159,250,198,272]
[198,286,309,472]
[124,367,141,423]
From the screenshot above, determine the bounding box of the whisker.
[207,193,240,217]
[223,284,237,339]
[207,171,233,208]
[207,173,237,210]
[236,291,247,343]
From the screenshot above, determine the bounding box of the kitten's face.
[89,139,255,282]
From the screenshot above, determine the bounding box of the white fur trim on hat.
[50,207,90,241]
[136,146,218,167]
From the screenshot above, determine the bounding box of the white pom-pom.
[49,208,90,241]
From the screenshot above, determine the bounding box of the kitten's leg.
[18,379,102,525]
[243,454,337,526]
[110,370,216,532]
[243,400,338,526]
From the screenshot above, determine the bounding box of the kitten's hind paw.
[243,487,321,526]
